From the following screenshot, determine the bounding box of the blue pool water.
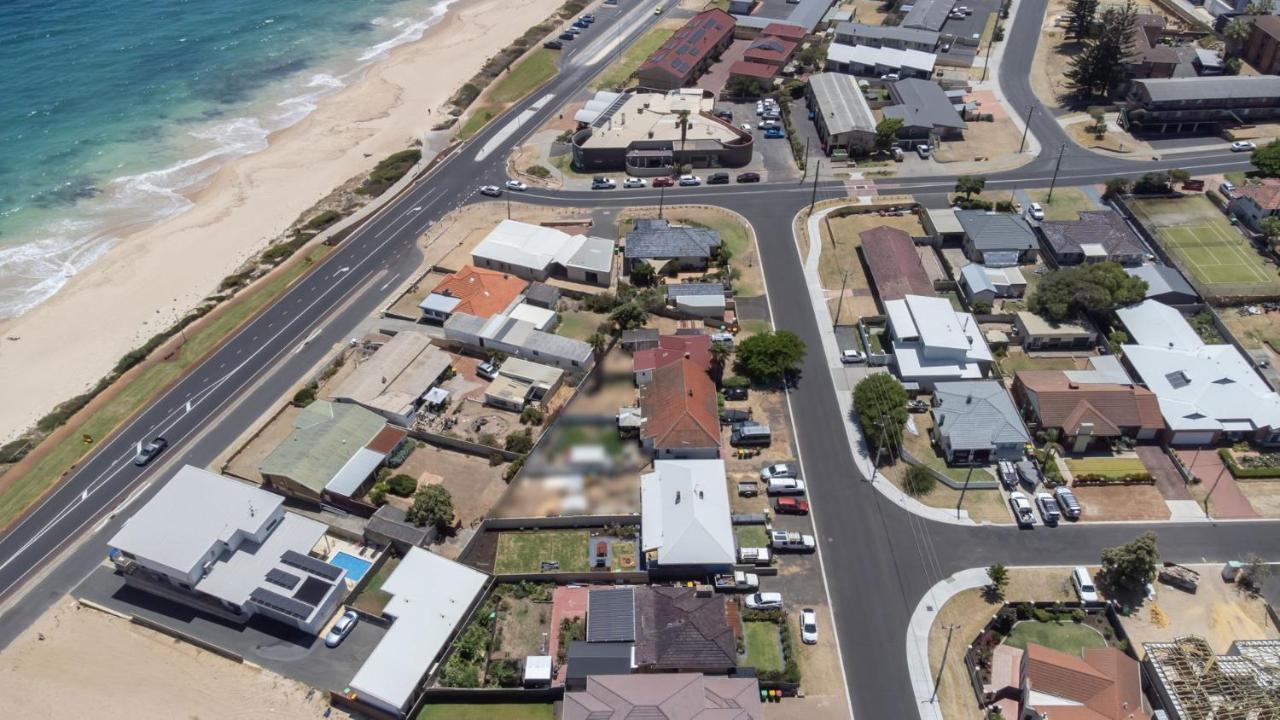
[330,551,373,582]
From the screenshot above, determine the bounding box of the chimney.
[966,395,973,404]
[675,490,682,504]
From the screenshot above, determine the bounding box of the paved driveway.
[1175,449,1260,519]
[1135,445,1193,502]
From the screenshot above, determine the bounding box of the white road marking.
[474,93,556,162]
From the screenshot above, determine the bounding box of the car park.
[504,180,527,191]
[1054,486,1082,519]
[840,349,865,364]
[479,185,502,197]
[708,172,730,185]
[1072,566,1100,603]
[133,437,169,466]
[653,176,674,187]
[1232,140,1256,152]
[736,172,760,183]
[591,177,616,189]
[678,174,701,186]
[725,385,749,400]
[745,592,784,610]
[324,610,359,648]
[1027,202,1045,221]
[774,496,810,515]
[1009,491,1036,527]
[1035,492,1060,525]
[766,477,806,495]
[760,463,797,480]
[623,177,647,188]
[800,608,818,644]
[544,40,563,50]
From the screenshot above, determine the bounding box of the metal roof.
[932,380,1030,451]
[903,0,953,31]
[1125,264,1197,302]
[836,21,940,47]
[625,218,721,260]
[807,72,876,136]
[1136,76,1280,103]
[640,460,735,567]
[954,210,1037,252]
[666,282,725,297]
[827,43,937,74]
[588,587,636,642]
[884,79,967,131]
[259,400,388,495]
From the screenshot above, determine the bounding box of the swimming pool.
[330,551,373,582]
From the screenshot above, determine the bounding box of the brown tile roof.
[634,333,713,373]
[640,358,721,452]
[1241,178,1280,211]
[638,9,736,85]
[562,673,762,720]
[1039,210,1146,260]
[1254,14,1280,41]
[431,265,527,317]
[634,586,736,671]
[1024,644,1143,720]
[743,36,796,65]
[860,225,935,301]
[730,60,779,80]
[763,22,807,41]
[1016,371,1164,436]
[365,425,407,454]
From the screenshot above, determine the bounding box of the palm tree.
[676,109,690,156]
[710,342,733,385]
[587,332,609,391]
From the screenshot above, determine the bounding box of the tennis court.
[1128,196,1280,297]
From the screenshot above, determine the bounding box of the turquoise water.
[330,551,373,581]
[0,0,453,318]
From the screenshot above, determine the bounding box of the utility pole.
[834,269,850,328]
[931,624,961,703]
[1047,143,1067,202]
[1204,462,1230,518]
[1018,104,1035,154]
[658,184,666,219]
[956,464,974,519]
[808,160,822,215]
[800,137,810,182]
[980,18,1000,83]
[506,193,511,220]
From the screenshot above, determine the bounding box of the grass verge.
[418,704,554,720]
[459,48,559,140]
[591,24,676,90]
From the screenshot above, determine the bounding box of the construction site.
[1143,635,1280,719]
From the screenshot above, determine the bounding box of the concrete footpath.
[905,568,991,720]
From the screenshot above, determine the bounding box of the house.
[729,0,830,36]
[885,294,993,388]
[805,72,878,155]
[565,642,635,691]
[882,79,967,147]
[260,401,406,503]
[761,22,806,43]
[639,358,720,458]
[641,459,735,570]
[931,381,1030,463]
[1127,14,1201,79]
[825,42,936,79]
[1125,263,1198,305]
[1117,300,1280,445]
[1228,177,1280,231]
[523,281,561,309]
[624,218,721,274]
[330,331,453,425]
[835,22,939,52]
[107,466,347,635]
[955,210,1038,266]
[635,586,736,672]
[471,219,614,287]
[444,312,593,371]
[987,643,1141,720]
[562,674,762,720]
[418,265,527,323]
[1125,76,1280,134]
[621,327,660,353]
[923,207,965,243]
[666,282,727,318]
[1144,636,1280,720]
[635,9,736,90]
[860,225,935,302]
[959,264,1026,304]
[1014,311,1098,351]
[483,357,564,411]
[634,332,713,384]
[1245,15,1280,75]
[348,548,489,716]
[728,59,779,90]
[1038,210,1146,266]
[1014,370,1164,451]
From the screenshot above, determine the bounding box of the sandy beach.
[0,0,564,444]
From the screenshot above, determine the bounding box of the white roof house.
[1116,300,1204,352]
[348,548,489,715]
[826,42,937,75]
[444,312,593,370]
[471,219,613,283]
[640,459,735,568]
[886,294,992,386]
[507,301,558,331]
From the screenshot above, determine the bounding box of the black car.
[133,437,169,466]
[724,386,749,401]
[558,31,575,41]
[707,172,730,185]
[544,40,563,49]
[714,109,733,121]
[736,172,761,183]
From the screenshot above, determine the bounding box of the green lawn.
[1003,620,1107,654]
[734,524,769,548]
[558,309,604,341]
[996,352,1081,377]
[554,424,625,459]
[1065,457,1146,478]
[591,25,677,90]
[351,555,399,615]
[459,105,500,140]
[489,48,558,104]
[1026,187,1095,221]
[494,530,590,573]
[0,244,332,528]
[743,621,784,672]
[418,704,553,720]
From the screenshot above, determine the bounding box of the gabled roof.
[763,22,807,41]
[625,218,721,260]
[638,9,736,84]
[640,358,721,451]
[425,265,527,317]
[634,333,713,374]
[730,60,779,80]
[471,219,612,275]
[563,673,762,720]
[641,459,735,567]
[634,587,736,671]
[932,380,1030,450]
[744,36,797,64]
[260,401,391,494]
[1136,76,1280,103]
[903,0,953,31]
[955,210,1038,252]
[666,282,725,298]
[883,78,967,131]
[588,587,636,642]
[1040,211,1146,259]
[1016,371,1164,436]
[861,225,935,301]
[1125,264,1196,302]
[1116,300,1202,351]
[1238,177,1280,211]
[1023,644,1143,720]
[808,72,877,135]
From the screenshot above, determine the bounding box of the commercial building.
[418,265,527,323]
[444,312,594,371]
[959,264,1026,304]
[886,294,993,388]
[635,9,736,90]
[1228,177,1280,231]
[1125,76,1280,133]
[331,331,453,425]
[1014,370,1163,451]
[640,459,735,570]
[1014,311,1098,351]
[482,357,564,412]
[571,89,753,174]
[825,42,937,79]
[805,72,877,156]
[1124,263,1198,305]
[1143,636,1280,720]
[883,78,966,146]
[107,466,346,635]
[860,225,935,302]
[260,400,406,503]
[563,674,762,720]
[1245,15,1280,75]
[930,380,1030,463]
[624,218,721,274]
[835,21,939,52]
[639,357,721,458]
[471,219,614,287]
[1038,210,1146,266]
[348,548,489,716]
[955,210,1038,266]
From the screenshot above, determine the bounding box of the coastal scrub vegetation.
[357,149,421,196]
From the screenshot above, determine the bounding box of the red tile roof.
[859,225,935,301]
[431,265,528,317]
[366,425,408,454]
[743,37,797,65]
[640,358,720,452]
[634,334,713,374]
[1023,644,1143,720]
[729,60,778,80]
[1016,371,1164,436]
[763,23,807,42]
[1240,177,1280,211]
[638,9,736,85]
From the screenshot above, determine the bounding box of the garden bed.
[1220,447,1280,479]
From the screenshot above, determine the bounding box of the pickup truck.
[712,571,760,591]
[1159,562,1201,593]
[738,546,772,565]
[770,530,816,552]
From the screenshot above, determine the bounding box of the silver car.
[324,610,359,648]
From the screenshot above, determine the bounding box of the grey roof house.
[955,210,1038,266]
[635,586,736,672]
[624,218,721,273]
[903,0,953,31]
[931,380,1031,463]
[565,641,635,691]
[884,79,966,143]
[806,73,877,155]
[835,21,939,52]
[1125,263,1197,305]
[1038,210,1146,266]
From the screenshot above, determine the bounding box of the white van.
[1072,566,1100,603]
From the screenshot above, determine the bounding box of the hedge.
[1220,448,1280,479]
[1071,472,1154,486]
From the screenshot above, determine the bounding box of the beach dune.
[0,0,564,444]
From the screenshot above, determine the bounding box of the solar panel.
[249,587,313,620]
[265,568,300,590]
[280,550,343,581]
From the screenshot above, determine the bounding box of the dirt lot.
[1220,308,1280,353]
[843,0,893,24]
[1071,483,1172,522]
[765,602,849,720]
[0,600,344,720]
[934,111,1022,165]
[1238,480,1280,518]
[723,387,795,491]
[392,442,509,529]
[1121,563,1279,653]
[817,208,927,324]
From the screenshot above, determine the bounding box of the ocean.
[0,0,454,319]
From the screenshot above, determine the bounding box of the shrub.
[1016,602,1033,620]
[525,164,551,178]
[1070,608,1086,623]
[369,481,389,506]
[384,440,414,468]
[478,432,499,448]
[993,606,1017,634]
[505,428,534,454]
[520,404,545,426]
[385,474,417,497]
[1220,447,1280,478]
[1032,608,1054,623]
[904,465,937,496]
[357,149,421,196]
[405,484,453,529]
[489,451,505,467]
[291,383,318,407]
[218,270,254,292]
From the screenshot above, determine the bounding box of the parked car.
[720,407,753,425]
[766,477,806,495]
[558,32,575,41]
[678,174,701,186]
[771,530,816,552]
[591,177,616,190]
[1231,140,1257,152]
[714,109,734,121]
[713,570,759,591]
[324,610,359,648]
[725,385,749,400]
[572,19,589,28]
[997,460,1019,490]
[840,349,865,364]
[1072,566,1100,603]
[745,592,784,610]
[758,119,780,130]
[543,40,563,50]
[623,177,647,188]
[565,26,581,35]
[581,14,595,22]
[763,127,785,139]
[774,496,810,515]
[736,172,761,183]
[479,185,502,197]
[476,360,500,380]
[504,180,527,192]
[1016,460,1041,489]
[708,172,730,185]
[1035,492,1060,524]
[1220,180,1237,195]
[880,73,900,81]
[1009,491,1035,527]
[1027,202,1045,221]
[740,122,753,132]
[908,399,929,413]
[1054,486,1082,519]
[800,608,819,644]
[916,144,932,159]
[653,176,674,187]
[133,437,169,466]
[738,546,772,565]
[654,5,662,13]
[760,462,797,480]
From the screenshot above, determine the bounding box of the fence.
[899,446,1000,491]
[416,687,564,704]
[481,514,638,531]
[408,428,521,462]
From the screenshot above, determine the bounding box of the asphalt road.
[1,0,1277,718]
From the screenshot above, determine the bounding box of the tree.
[1028,262,1148,322]
[1088,108,1108,138]
[1225,17,1252,56]
[1260,216,1280,243]
[971,298,993,314]
[1243,553,1272,595]
[797,43,825,70]
[406,484,454,530]
[726,75,765,98]
[904,465,937,496]
[1065,0,1137,98]
[519,404,545,426]
[733,330,806,384]
[676,109,691,154]
[710,341,733,384]
[609,301,648,330]
[1099,531,1159,594]
[853,374,909,462]
[1103,177,1132,199]
[1133,171,1171,194]
[386,473,417,497]
[505,428,534,454]
[629,261,656,287]
[875,117,904,153]
[1107,328,1129,354]
[955,175,986,199]
[987,563,1010,600]
[1169,167,1191,184]
[1253,140,1280,177]
[1066,0,1100,40]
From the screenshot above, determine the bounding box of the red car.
[774,497,810,515]
[652,176,675,187]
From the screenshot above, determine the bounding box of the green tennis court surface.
[1128,196,1280,295]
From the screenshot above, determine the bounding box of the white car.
[678,174,701,186]
[800,608,819,644]
[1009,491,1036,527]
[1027,202,1045,221]
[1072,566,1100,603]
[1231,140,1256,152]
[760,463,797,480]
[766,477,806,495]
[745,592,784,610]
[504,180,527,192]
[740,122,753,132]
[880,73,900,81]
[324,610,359,648]
[840,349,866,364]
[479,185,502,197]
[623,177,647,188]
[916,144,932,159]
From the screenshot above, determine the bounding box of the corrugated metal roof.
[807,72,876,136]
[1137,76,1280,103]
[587,587,636,642]
[932,380,1030,451]
[955,210,1037,252]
